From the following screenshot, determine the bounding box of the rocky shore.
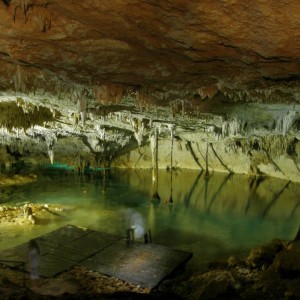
[0,203,73,226]
[0,173,37,186]
[0,235,299,300]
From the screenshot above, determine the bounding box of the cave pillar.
[150,127,160,200]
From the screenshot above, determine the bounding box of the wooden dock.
[0,225,193,289]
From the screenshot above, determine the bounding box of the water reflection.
[0,168,299,272]
[113,169,300,270]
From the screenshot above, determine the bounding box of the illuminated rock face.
[0,1,299,181]
[0,0,299,95]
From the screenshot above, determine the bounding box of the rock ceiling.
[0,0,299,101]
[0,0,299,181]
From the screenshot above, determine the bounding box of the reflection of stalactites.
[289,200,300,219]
[244,176,265,215]
[207,173,232,214]
[184,171,203,208]
[101,168,106,194]
[293,225,300,241]
[262,180,291,218]
[150,127,160,201]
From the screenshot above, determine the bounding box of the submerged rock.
[270,242,300,277]
[246,239,284,269]
[0,203,73,225]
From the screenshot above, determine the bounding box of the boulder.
[270,242,300,277]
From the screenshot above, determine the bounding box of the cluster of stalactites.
[221,117,242,138]
[198,84,219,100]
[275,111,298,136]
[216,111,299,139]
[93,83,125,106]
[220,86,299,103]
[135,88,160,111]
[4,62,84,100]
[130,117,150,147]
[9,0,53,32]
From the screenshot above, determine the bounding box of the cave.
[0,1,299,299]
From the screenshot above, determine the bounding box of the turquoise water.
[0,167,299,272]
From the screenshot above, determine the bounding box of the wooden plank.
[0,225,193,289]
[79,239,193,289]
[24,253,75,278]
[49,231,123,262]
[0,224,90,266]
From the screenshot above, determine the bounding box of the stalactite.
[135,89,160,111]
[13,65,24,92]
[221,117,241,137]
[205,141,209,178]
[11,0,53,32]
[47,148,54,164]
[168,124,175,204]
[150,127,160,200]
[77,90,88,126]
[45,134,56,165]
[131,117,146,146]
[93,83,125,105]
[275,111,297,136]
[199,84,219,99]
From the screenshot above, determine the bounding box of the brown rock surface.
[0,0,299,95]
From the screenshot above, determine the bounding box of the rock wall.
[112,134,300,182]
[0,93,298,182]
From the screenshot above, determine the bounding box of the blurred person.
[28,239,40,280]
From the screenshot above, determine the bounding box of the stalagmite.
[150,126,160,200]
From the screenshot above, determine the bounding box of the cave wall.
[112,134,300,183]
[0,1,299,183]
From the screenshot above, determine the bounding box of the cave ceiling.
[0,0,299,100]
[0,0,299,174]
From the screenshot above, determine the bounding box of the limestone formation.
[0,0,298,182]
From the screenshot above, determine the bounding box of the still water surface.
[1,167,299,272]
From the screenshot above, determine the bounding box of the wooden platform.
[0,225,193,289]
